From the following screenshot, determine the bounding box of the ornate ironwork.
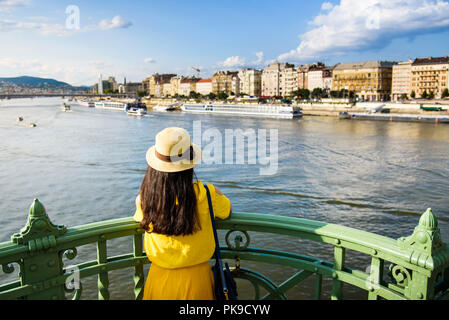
[0,201,448,300]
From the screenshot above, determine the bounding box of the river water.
[1,97,448,300]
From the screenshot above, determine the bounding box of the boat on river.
[78,100,95,108]
[95,101,128,111]
[126,103,147,116]
[181,103,302,119]
[339,112,449,123]
[61,103,71,112]
[153,104,178,112]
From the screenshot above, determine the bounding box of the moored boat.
[339,111,449,123]
[181,103,302,119]
[126,103,147,116]
[153,104,178,112]
[78,100,95,108]
[95,101,128,111]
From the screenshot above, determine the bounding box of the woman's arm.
[214,186,232,214]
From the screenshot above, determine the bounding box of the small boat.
[78,100,95,108]
[126,103,147,116]
[28,123,37,128]
[61,103,71,112]
[153,104,178,112]
[421,105,443,112]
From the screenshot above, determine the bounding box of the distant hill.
[0,76,72,88]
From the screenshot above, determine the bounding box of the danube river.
[1,97,448,299]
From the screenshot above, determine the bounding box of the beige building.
[211,71,238,95]
[142,73,176,96]
[332,61,395,101]
[118,82,142,94]
[196,79,213,96]
[238,68,262,97]
[391,60,412,101]
[297,65,309,90]
[411,56,449,99]
[281,64,298,97]
[179,78,198,96]
[170,76,184,96]
[262,62,296,97]
[307,62,327,91]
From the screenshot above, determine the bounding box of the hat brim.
[146,143,202,173]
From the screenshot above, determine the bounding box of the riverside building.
[332,61,396,102]
[392,60,413,101]
[179,78,199,96]
[262,62,296,98]
[411,56,449,99]
[238,68,262,97]
[297,65,309,90]
[196,79,213,96]
[142,73,177,96]
[212,71,238,96]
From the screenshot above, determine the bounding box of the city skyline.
[1,0,449,86]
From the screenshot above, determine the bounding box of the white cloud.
[0,0,30,12]
[321,2,334,11]
[218,56,247,68]
[253,51,264,65]
[0,19,72,36]
[98,15,132,30]
[0,57,111,85]
[279,0,449,62]
[218,52,266,69]
[144,58,156,64]
[0,14,133,36]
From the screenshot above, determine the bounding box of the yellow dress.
[133,180,231,300]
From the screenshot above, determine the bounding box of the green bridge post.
[394,208,449,300]
[10,199,67,300]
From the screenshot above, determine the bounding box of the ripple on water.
[1,100,449,298]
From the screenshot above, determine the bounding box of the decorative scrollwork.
[225,230,250,251]
[230,267,287,300]
[64,248,78,260]
[389,264,412,287]
[2,263,15,274]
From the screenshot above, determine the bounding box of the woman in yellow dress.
[133,127,232,300]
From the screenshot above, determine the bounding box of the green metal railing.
[0,199,448,300]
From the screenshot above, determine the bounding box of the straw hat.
[146,127,202,173]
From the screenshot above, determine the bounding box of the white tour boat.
[95,101,128,111]
[78,100,95,108]
[153,104,178,112]
[181,103,302,119]
[126,103,148,116]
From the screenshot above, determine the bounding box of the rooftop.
[334,61,397,70]
[413,56,449,66]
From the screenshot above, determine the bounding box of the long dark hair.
[139,166,200,236]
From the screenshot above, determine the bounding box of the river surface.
[1,97,448,300]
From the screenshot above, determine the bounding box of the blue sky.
[1,0,449,86]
